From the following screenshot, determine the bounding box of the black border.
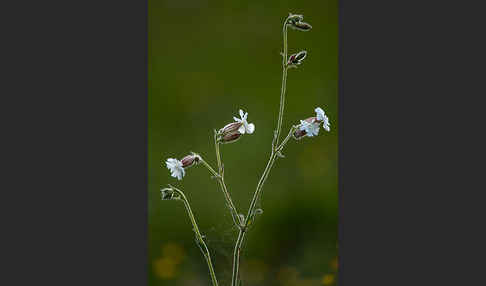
[4,0,148,284]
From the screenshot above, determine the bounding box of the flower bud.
[217,122,243,144]
[288,51,307,66]
[289,21,312,31]
[221,131,242,144]
[161,188,175,200]
[287,13,304,25]
[181,153,200,168]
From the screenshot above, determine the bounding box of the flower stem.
[231,14,294,286]
[275,17,289,146]
[214,130,223,174]
[200,157,242,229]
[171,186,219,286]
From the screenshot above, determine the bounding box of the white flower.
[166,158,185,180]
[299,119,320,137]
[315,107,330,132]
[233,109,255,134]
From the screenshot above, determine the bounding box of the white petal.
[234,117,241,122]
[299,120,308,131]
[246,123,255,134]
[315,107,325,122]
[238,124,246,134]
[239,109,245,118]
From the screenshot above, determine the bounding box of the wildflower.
[218,109,255,144]
[165,153,201,180]
[300,119,320,137]
[315,107,331,132]
[293,107,331,140]
[293,117,318,140]
[287,51,307,66]
[233,109,255,134]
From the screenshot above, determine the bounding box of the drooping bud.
[161,187,176,200]
[286,13,312,31]
[181,153,201,168]
[217,122,243,144]
[287,13,304,25]
[289,21,312,31]
[288,51,307,66]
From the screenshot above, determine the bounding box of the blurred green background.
[149,1,338,285]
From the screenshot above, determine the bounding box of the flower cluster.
[165,109,256,180]
[293,107,331,140]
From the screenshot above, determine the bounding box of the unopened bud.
[161,188,175,200]
[288,51,307,66]
[221,131,242,144]
[181,153,201,168]
[217,122,243,144]
[287,13,304,25]
[289,21,312,31]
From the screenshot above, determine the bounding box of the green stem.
[200,158,242,228]
[275,19,289,146]
[214,130,223,174]
[171,187,219,286]
[231,15,293,286]
[231,131,297,286]
[277,125,298,152]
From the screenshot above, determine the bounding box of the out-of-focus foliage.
[149,0,338,285]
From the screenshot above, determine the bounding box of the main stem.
[275,19,289,146]
[231,16,291,286]
[172,188,219,286]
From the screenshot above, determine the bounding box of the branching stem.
[200,157,242,229]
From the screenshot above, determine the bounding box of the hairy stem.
[171,187,219,286]
[200,158,242,228]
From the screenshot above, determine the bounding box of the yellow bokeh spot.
[153,257,177,279]
[322,274,335,285]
